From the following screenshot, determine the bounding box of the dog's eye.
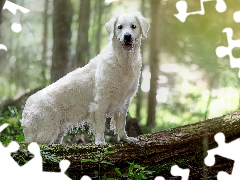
[132,25,136,29]
[118,25,123,29]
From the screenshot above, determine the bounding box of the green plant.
[0,106,24,145]
[115,162,155,180]
[81,147,116,179]
[11,148,34,166]
[40,150,61,163]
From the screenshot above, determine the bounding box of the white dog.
[21,14,150,145]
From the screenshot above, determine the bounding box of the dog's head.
[105,14,150,52]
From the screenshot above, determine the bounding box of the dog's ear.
[135,14,150,39]
[105,16,118,39]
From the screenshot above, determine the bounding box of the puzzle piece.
[81,175,92,180]
[171,165,190,180]
[154,165,190,180]
[233,11,240,23]
[0,44,7,51]
[174,0,226,22]
[0,124,74,179]
[2,0,29,14]
[1,1,30,49]
[215,27,240,78]
[21,142,43,174]
[154,176,165,180]
[204,132,240,180]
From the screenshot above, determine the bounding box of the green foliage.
[11,147,34,166]
[115,162,155,180]
[81,147,116,179]
[10,144,61,166]
[0,106,24,145]
[82,150,155,180]
[40,150,60,163]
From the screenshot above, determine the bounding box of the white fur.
[20,14,150,145]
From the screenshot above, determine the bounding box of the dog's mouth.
[122,43,134,52]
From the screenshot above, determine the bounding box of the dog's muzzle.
[122,33,134,52]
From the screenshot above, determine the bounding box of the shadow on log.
[13,110,238,180]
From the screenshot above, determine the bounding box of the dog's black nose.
[124,33,132,43]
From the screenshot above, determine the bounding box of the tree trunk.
[0,0,5,24]
[41,0,49,85]
[95,0,104,55]
[147,0,160,128]
[0,0,6,65]
[204,74,218,120]
[136,0,146,121]
[75,0,90,68]
[51,0,72,83]
[13,110,240,179]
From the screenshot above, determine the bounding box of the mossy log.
[15,110,238,180]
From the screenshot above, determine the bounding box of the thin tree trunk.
[75,0,90,68]
[41,0,49,85]
[51,0,72,83]
[204,74,217,120]
[136,0,146,120]
[0,0,6,24]
[0,0,6,65]
[95,0,104,55]
[147,0,160,128]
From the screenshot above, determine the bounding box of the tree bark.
[41,0,49,85]
[95,0,104,55]
[13,110,240,179]
[136,0,147,121]
[0,0,5,24]
[75,0,90,68]
[147,0,160,128]
[51,0,72,83]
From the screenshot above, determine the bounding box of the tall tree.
[51,0,72,83]
[41,0,49,85]
[0,0,5,24]
[147,0,160,128]
[75,0,90,68]
[95,0,104,55]
[136,0,147,121]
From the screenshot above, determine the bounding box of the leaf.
[123,173,130,178]
[128,162,134,172]
[101,161,114,165]
[16,134,24,142]
[103,148,117,154]
[104,150,116,155]
[133,164,141,169]
[81,158,98,163]
[115,168,122,176]
[19,126,26,130]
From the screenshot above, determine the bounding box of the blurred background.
[1,0,240,139]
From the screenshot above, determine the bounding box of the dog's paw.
[95,140,107,146]
[124,137,139,143]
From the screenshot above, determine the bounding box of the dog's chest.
[111,64,140,96]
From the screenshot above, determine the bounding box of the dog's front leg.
[91,102,107,145]
[115,113,139,143]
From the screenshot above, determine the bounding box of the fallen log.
[13,110,240,180]
[0,87,43,112]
